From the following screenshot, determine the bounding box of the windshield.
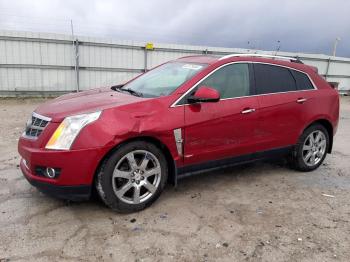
[121,62,207,97]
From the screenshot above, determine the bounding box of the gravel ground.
[0,97,349,262]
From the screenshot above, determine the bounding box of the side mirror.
[187,86,220,103]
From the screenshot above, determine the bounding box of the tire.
[290,124,330,172]
[95,141,168,213]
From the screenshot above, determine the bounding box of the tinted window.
[254,64,297,94]
[291,70,314,90]
[199,63,250,99]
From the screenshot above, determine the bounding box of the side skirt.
[175,146,293,181]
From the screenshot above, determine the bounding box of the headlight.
[45,111,101,150]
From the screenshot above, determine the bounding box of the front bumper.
[18,137,112,200]
[21,161,91,201]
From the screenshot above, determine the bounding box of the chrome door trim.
[170,61,317,108]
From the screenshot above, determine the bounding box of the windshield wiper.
[111,84,124,91]
[112,85,143,97]
[121,88,143,97]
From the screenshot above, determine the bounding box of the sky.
[0,0,349,57]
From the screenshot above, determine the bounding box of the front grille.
[24,113,51,138]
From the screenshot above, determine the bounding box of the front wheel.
[290,124,330,171]
[95,141,168,213]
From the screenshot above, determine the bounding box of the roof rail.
[219,53,303,63]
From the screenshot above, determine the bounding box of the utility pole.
[332,37,341,57]
[274,40,281,56]
[71,20,80,92]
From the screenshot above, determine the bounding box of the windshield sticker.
[182,64,203,70]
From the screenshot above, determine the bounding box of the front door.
[182,63,260,166]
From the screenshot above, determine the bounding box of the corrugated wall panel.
[43,69,75,91]
[302,60,328,74]
[79,70,138,90]
[0,69,9,90]
[1,40,74,67]
[0,30,349,95]
[328,62,350,76]
[147,50,201,68]
[0,68,75,92]
[79,45,144,69]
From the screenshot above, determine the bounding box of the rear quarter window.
[290,70,315,90]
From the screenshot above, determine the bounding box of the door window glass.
[199,63,250,99]
[254,64,297,94]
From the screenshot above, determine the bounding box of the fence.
[0,30,349,96]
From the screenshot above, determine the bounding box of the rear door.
[182,63,260,166]
[253,63,310,150]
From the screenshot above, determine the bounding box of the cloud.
[0,0,349,56]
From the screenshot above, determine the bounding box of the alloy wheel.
[111,150,161,204]
[302,130,327,167]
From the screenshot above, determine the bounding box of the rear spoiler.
[310,66,318,73]
[305,64,337,89]
[328,82,339,89]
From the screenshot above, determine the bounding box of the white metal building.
[0,30,349,96]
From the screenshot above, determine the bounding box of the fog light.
[35,166,61,178]
[45,167,56,178]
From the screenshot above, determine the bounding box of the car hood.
[35,87,146,122]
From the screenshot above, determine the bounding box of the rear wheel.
[290,124,329,171]
[95,141,168,213]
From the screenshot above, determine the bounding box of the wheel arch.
[303,119,333,153]
[93,136,177,187]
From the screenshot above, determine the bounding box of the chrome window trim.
[170,61,317,108]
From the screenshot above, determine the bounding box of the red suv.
[18,54,339,212]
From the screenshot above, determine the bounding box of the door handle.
[241,108,256,114]
[296,98,307,104]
